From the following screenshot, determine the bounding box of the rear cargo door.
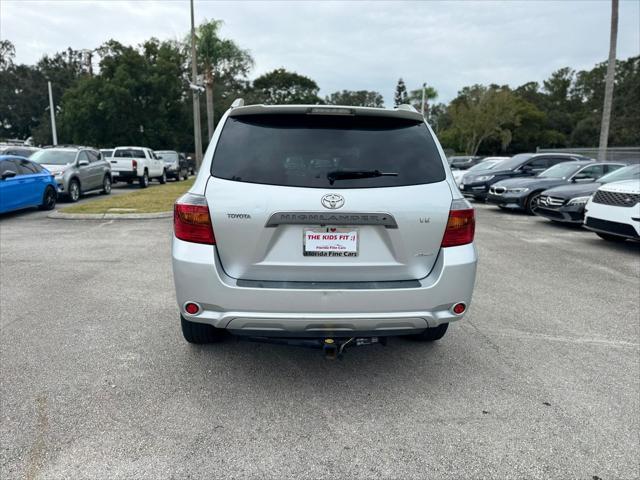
[206,112,452,282]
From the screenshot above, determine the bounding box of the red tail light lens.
[174,193,215,245]
[441,199,475,247]
[132,159,137,169]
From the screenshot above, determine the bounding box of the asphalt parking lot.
[1,203,638,479]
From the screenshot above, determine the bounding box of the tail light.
[174,193,215,245]
[132,159,137,169]
[441,199,475,247]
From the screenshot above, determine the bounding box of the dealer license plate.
[303,227,358,257]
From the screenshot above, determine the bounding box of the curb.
[48,211,172,220]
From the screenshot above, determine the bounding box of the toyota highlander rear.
[172,101,477,350]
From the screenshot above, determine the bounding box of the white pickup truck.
[109,146,166,188]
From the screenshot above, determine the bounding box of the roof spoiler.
[396,104,419,113]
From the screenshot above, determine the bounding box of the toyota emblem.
[321,193,345,209]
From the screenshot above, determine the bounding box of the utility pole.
[598,0,618,161]
[421,83,426,117]
[190,0,203,168]
[47,81,58,145]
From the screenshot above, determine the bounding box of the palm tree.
[196,20,254,140]
[598,0,619,160]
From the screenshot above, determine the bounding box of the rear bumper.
[112,170,137,180]
[172,238,477,335]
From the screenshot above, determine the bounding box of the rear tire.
[38,186,57,210]
[139,171,149,188]
[181,316,226,344]
[596,232,627,243]
[101,175,112,195]
[409,323,449,341]
[159,170,167,184]
[183,169,189,181]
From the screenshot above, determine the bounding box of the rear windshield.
[211,114,445,188]
[114,149,145,158]
[157,152,179,162]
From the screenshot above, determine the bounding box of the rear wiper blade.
[327,169,399,185]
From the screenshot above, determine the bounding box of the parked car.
[172,101,477,352]
[460,152,592,202]
[487,161,624,214]
[109,146,166,188]
[452,157,509,185]
[584,179,640,242]
[184,154,196,175]
[0,155,57,214]
[100,149,114,159]
[0,145,40,158]
[535,164,640,224]
[31,146,112,202]
[156,150,189,181]
[449,155,483,170]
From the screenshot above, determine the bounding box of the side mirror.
[78,160,90,167]
[573,174,595,183]
[1,170,17,180]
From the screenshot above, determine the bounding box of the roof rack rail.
[396,104,418,113]
[231,98,245,108]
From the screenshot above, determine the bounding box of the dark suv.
[459,153,592,201]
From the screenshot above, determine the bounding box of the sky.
[1,0,639,105]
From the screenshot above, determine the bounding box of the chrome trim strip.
[265,211,398,228]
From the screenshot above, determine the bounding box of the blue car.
[0,155,58,214]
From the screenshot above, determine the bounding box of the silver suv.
[31,147,112,202]
[172,102,477,351]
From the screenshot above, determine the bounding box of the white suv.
[584,179,640,242]
[172,101,477,352]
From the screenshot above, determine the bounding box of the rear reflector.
[452,302,466,315]
[174,193,215,245]
[184,302,201,315]
[441,199,475,247]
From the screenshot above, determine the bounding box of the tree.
[251,68,321,104]
[325,90,384,107]
[0,40,16,71]
[598,0,619,159]
[196,19,254,139]
[55,38,192,149]
[442,85,522,155]
[408,84,437,115]
[394,78,408,106]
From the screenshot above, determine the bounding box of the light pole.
[47,81,58,145]
[190,0,203,169]
[598,0,618,160]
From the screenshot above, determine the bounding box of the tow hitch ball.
[322,337,385,360]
